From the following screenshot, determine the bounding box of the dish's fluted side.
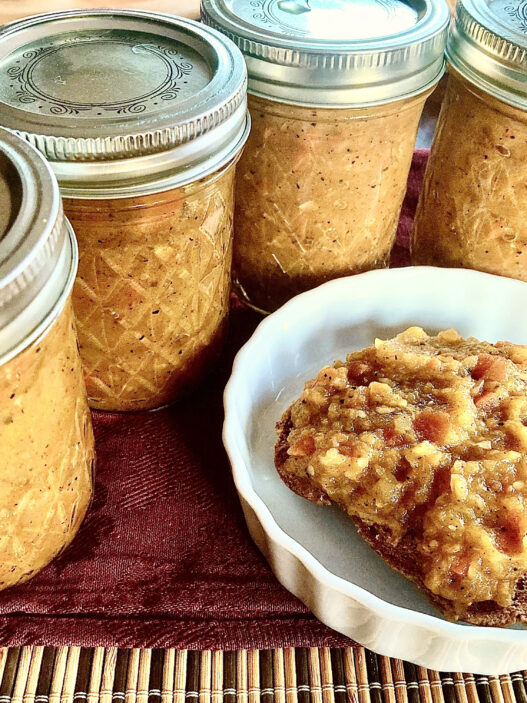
[223,267,527,674]
[237,493,527,673]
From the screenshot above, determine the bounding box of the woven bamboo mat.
[0,647,525,703]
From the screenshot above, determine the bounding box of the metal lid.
[0,126,75,362]
[0,10,248,197]
[447,0,527,109]
[201,0,450,107]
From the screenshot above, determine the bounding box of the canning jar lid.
[201,0,450,107]
[0,10,249,197]
[447,0,527,110]
[0,126,75,363]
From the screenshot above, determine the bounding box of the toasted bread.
[274,327,527,625]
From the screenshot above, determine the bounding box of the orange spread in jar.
[412,71,527,280]
[277,327,527,615]
[0,298,94,589]
[234,92,429,312]
[65,163,236,412]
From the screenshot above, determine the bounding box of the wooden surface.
[0,0,454,24]
[0,646,525,703]
[0,0,200,24]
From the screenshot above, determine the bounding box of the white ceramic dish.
[224,266,527,674]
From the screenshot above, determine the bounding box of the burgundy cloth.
[0,150,429,649]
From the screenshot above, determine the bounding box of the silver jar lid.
[201,0,450,107]
[0,10,249,198]
[447,0,527,110]
[0,127,75,363]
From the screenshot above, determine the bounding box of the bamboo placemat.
[0,647,525,703]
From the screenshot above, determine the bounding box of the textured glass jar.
[0,10,248,411]
[202,0,449,313]
[234,91,431,312]
[0,128,94,589]
[65,160,236,411]
[412,0,527,278]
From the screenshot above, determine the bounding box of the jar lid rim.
[201,0,449,106]
[0,10,248,171]
[0,127,71,347]
[446,0,527,108]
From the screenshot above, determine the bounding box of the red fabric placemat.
[0,150,429,649]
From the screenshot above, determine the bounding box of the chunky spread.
[65,164,236,411]
[234,93,429,312]
[276,327,527,618]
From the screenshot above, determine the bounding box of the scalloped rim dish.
[224,267,527,674]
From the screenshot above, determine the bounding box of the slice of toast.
[274,327,527,625]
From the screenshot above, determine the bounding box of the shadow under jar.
[0,128,94,589]
[0,9,248,411]
[412,0,527,279]
[202,0,450,314]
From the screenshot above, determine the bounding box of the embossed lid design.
[447,0,527,108]
[0,10,248,197]
[0,127,75,362]
[201,0,450,107]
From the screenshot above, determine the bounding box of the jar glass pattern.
[65,161,237,411]
[412,0,527,278]
[0,10,248,410]
[0,128,94,589]
[233,92,432,312]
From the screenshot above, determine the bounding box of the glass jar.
[202,0,450,313]
[64,161,236,411]
[412,0,527,278]
[0,10,249,411]
[0,128,94,589]
[233,92,431,312]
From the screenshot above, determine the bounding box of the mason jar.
[0,10,249,411]
[202,0,449,313]
[0,127,94,590]
[412,0,527,279]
